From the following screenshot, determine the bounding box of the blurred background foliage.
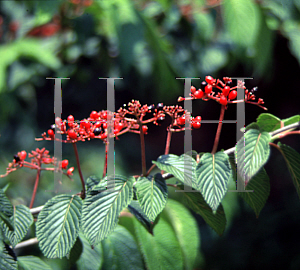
[0,0,300,269]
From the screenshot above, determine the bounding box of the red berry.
[115,122,124,131]
[90,111,99,120]
[48,129,54,137]
[205,84,212,94]
[19,151,27,160]
[89,132,95,139]
[100,133,107,140]
[228,90,237,100]
[142,125,148,134]
[43,158,52,164]
[194,116,202,122]
[219,96,228,106]
[61,159,69,169]
[205,76,216,85]
[194,90,204,99]
[192,121,201,129]
[177,116,185,126]
[67,115,74,127]
[222,86,230,97]
[191,86,196,94]
[67,167,74,176]
[102,111,107,119]
[102,122,107,129]
[68,130,77,140]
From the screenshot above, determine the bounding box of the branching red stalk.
[211,105,226,154]
[29,160,41,209]
[72,143,85,199]
[139,121,147,176]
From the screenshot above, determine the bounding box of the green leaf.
[0,189,13,217]
[81,175,134,246]
[178,185,226,236]
[239,168,270,218]
[128,200,153,233]
[0,39,61,92]
[135,174,168,222]
[277,142,300,199]
[161,199,200,270]
[235,129,271,183]
[2,205,33,247]
[36,195,83,259]
[18,256,52,270]
[0,189,14,231]
[282,115,300,126]
[222,0,261,47]
[133,212,184,270]
[76,231,103,270]
[101,225,144,270]
[195,151,232,213]
[256,113,281,132]
[253,8,275,76]
[0,243,17,270]
[67,236,83,266]
[242,122,261,132]
[153,154,197,188]
[85,175,101,193]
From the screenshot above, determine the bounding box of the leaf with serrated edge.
[195,151,231,213]
[36,195,82,259]
[278,142,300,199]
[81,175,134,246]
[18,256,52,270]
[239,168,270,218]
[153,154,197,188]
[135,174,168,222]
[178,185,226,236]
[2,205,33,247]
[101,225,144,270]
[235,129,271,183]
[161,199,200,270]
[0,243,17,270]
[256,113,281,132]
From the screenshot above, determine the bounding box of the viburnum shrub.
[0,76,300,269]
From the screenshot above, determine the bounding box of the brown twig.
[72,143,85,199]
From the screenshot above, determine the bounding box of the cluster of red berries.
[174,115,202,129]
[1,148,74,178]
[189,76,238,106]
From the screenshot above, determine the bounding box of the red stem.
[103,142,108,178]
[211,105,226,154]
[29,161,41,209]
[72,143,85,199]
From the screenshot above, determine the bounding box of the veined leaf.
[101,225,144,270]
[128,200,153,233]
[36,195,82,259]
[0,189,14,231]
[81,175,134,246]
[153,154,197,188]
[135,174,168,222]
[256,113,281,132]
[222,0,261,47]
[235,129,271,183]
[133,212,184,270]
[178,185,226,236]
[76,231,103,270]
[0,243,17,270]
[282,115,300,127]
[2,205,33,247]
[195,151,231,213]
[0,189,13,217]
[239,168,270,218]
[85,175,101,193]
[67,235,83,266]
[161,199,200,270]
[18,256,52,270]
[277,142,300,199]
